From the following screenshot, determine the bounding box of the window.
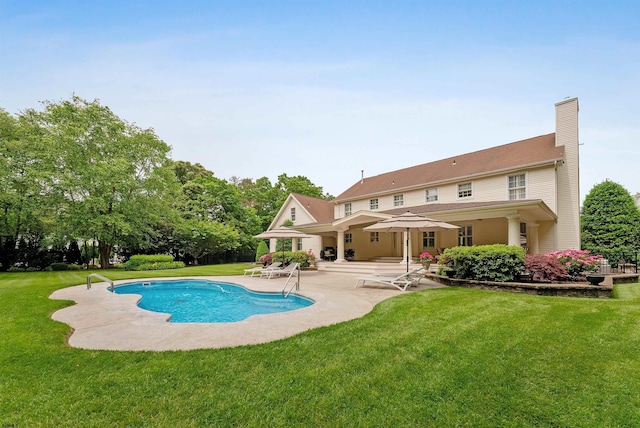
[345,233,352,243]
[369,198,379,210]
[344,203,352,216]
[458,182,472,198]
[459,225,473,246]
[520,222,527,247]
[509,174,526,200]
[370,232,379,242]
[297,239,303,251]
[290,207,296,221]
[425,188,438,203]
[422,231,435,247]
[393,194,404,207]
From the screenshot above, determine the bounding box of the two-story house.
[265,98,581,268]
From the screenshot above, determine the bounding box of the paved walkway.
[49,271,445,351]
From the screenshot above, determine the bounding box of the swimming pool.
[112,279,314,323]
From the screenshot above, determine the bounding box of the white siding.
[555,98,581,249]
[527,168,557,212]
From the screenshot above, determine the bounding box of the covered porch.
[295,200,558,273]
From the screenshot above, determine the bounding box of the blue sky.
[2,1,639,199]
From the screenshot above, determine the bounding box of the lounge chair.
[354,268,424,291]
[260,262,300,279]
[243,261,282,277]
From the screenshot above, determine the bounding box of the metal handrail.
[282,264,300,298]
[87,273,114,291]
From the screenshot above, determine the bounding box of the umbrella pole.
[406,227,409,272]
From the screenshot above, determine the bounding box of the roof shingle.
[336,133,563,201]
[291,193,335,224]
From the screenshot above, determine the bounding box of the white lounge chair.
[261,262,299,279]
[244,261,282,277]
[354,268,424,291]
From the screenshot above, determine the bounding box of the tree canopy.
[0,97,330,270]
[581,180,640,262]
[19,96,180,268]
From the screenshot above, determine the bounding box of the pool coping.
[49,271,445,351]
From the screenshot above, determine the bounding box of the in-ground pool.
[112,279,314,323]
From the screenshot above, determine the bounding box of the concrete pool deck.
[49,271,446,351]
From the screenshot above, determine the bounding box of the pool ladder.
[282,263,300,298]
[87,273,115,291]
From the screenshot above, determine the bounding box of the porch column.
[507,215,521,247]
[269,238,277,253]
[336,230,346,262]
[529,223,540,254]
[292,238,299,252]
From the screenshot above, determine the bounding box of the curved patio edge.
[48,272,445,351]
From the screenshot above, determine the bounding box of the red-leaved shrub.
[525,254,568,282]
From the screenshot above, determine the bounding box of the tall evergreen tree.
[581,180,640,263]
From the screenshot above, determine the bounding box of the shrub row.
[8,263,84,272]
[269,251,310,267]
[132,261,186,271]
[124,254,175,271]
[441,244,525,282]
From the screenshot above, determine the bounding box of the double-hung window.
[290,207,296,221]
[425,188,438,203]
[423,231,436,247]
[370,232,379,242]
[344,203,352,216]
[458,182,472,199]
[369,198,379,210]
[508,174,526,200]
[393,194,404,207]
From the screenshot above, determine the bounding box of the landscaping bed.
[424,273,638,298]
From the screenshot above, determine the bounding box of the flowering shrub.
[259,252,273,265]
[545,249,603,277]
[419,251,434,260]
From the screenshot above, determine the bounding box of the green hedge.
[124,254,180,271]
[271,251,310,267]
[134,261,186,271]
[443,244,525,282]
[255,241,270,262]
[49,262,69,271]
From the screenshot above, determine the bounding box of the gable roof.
[290,193,335,224]
[335,133,563,202]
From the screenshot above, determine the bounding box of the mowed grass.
[2,266,640,426]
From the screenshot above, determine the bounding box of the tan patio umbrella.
[363,211,459,271]
[254,226,313,264]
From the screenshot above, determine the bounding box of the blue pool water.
[113,279,314,323]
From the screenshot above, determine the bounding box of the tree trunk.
[98,242,112,269]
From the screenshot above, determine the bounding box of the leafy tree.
[0,109,52,270]
[176,174,262,262]
[235,174,332,231]
[274,173,331,199]
[171,160,214,185]
[20,96,180,268]
[581,180,640,262]
[176,218,239,265]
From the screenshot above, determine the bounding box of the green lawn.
[2,266,640,426]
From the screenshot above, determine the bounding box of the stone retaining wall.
[426,274,618,298]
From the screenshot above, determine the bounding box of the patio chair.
[354,268,424,291]
[243,261,282,277]
[260,262,300,279]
